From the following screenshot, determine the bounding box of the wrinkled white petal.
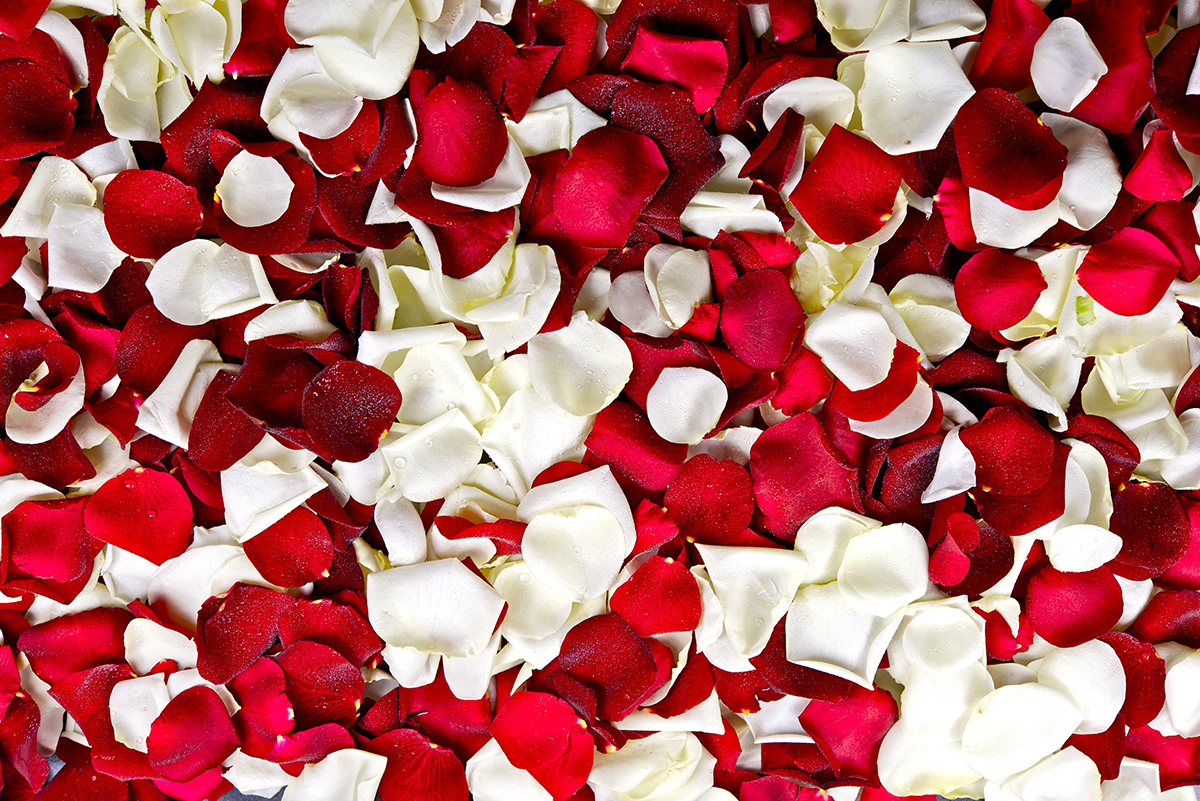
[518,466,636,553]
[523,505,626,603]
[47,204,125,292]
[482,387,591,496]
[805,302,896,390]
[216,151,295,227]
[148,241,278,325]
[153,3,228,86]
[646,367,728,446]
[97,28,172,142]
[786,581,903,687]
[696,544,808,659]
[373,494,427,566]
[314,2,420,99]
[5,362,85,445]
[1041,114,1122,232]
[858,41,975,156]
[902,606,985,677]
[1,156,95,239]
[1036,640,1126,735]
[999,747,1102,801]
[1031,18,1108,112]
[466,739,553,801]
[528,311,632,417]
[922,427,977,504]
[261,48,363,148]
[970,188,1060,249]
[588,731,712,800]
[888,274,971,362]
[998,336,1084,432]
[109,674,170,753]
[124,618,198,675]
[221,461,325,541]
[1081,376,1186,463]
[225,752,294,800]
[430,135,530,212]
[137,340,224,450]
[244,300,338,343]
[961,683,1084,782]
[381,644,439,687]
[817,0,911,52]
[793,507,880,585]
[1162,407,1200,490]
[366,558,505,657]
[493,560,573,642]
[380,409,483,503]
[443,629,501,701]
[394,344,495,427]
[644,245,714,330]
[507,90,607,157]
[1046,523,1122,573]
[837,522,929,617]
[417,0,479,53]
[475,244,562,359]
[908,0,986,41]
[282,748,387,801]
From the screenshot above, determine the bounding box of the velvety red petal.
[1125,725,1200,790]
[602,0,741,88]
[0,2,51,41]
[1098,631,1166,728]
[1108,481,1190,581]
[229,658,294,759]
[749,619,854,702]
[953,249,1046,331]
[610,556,702,636]
[115,306,215,398]
[186,370,265,471]
[1126,589,1200,648]
[316,173,410,250]
[739,108,805,193]
[4,497,102,601]
[939,516,1016,597]
[1064,413,1141,491]
[196,584,293,685]
[790,125,900,245]
[83,469,193,565]
[663,454,754,544]
[48,663,153,781]
[621,27,728,113]
[301,360,401,463]
[554,126,669,249]
[17,606,133,685]
[556,613,657,721]
[1125,128,1192,202]
[300,101,380,177]
[526,723,595,801]
[277,597,382,668]
[718,268,805,371]
[749,412,862,542]
[828,343,922,423]
[241,507,334,588]
[0,58,75,160]
[959,407,1056,496]
[216,151,317,256]
[275,640,364,730]
[103,170,204,260]
[955,88,1067,201]
[1153,25,1200,137]
[490,691,577,770]
[1076,226,1179,317]
[146,686,239,783]
[798,684,898,782]
[533,0,599,95]
[978,605,1034,662]
[225,339,324,431]
[585,400,687,491]
[160,81,270,187]
[1024,565,1123,647]
[413,78,507,188]
[365,728,470,801]
[1064,0,1155,134]
[265,722,355,765]
[968,0,1050,92]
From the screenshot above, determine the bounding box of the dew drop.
[123,478,137,490]
[447,402,457,410]
[411,373,420,382]
[426,369,435,376]
[518,573,530,583]
[394,457,407,468]
[573,546,582,555]
[147,510,157,519]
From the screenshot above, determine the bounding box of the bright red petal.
[1076,227,1179,316]
[790,125,900,245]
[103,170,204,260]
[413,78,507,187]
[610,556,702,636]
[146,686,239,783]
[954,88,1067,201]
[954,250,1046,331]
[719,268,805,371]
[1024,566,1123,647]
[82,469,194,565]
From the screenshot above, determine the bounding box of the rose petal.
[83,469,194,565]
[791,125,901,245]
[146,686,239,783]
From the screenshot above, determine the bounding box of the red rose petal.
[1076,227,1179,317]
[585,400,687,491]
[103,170,204,260]
[146,686,239,783]
[1109,481,1190,581]
[1125,127,1192,202]
[968,0,1050,92]
[1098,631,1167,728]
[275,640,364,730]
[413,78,508,188]
[954,88,1067,201]
[798,684,898,782]
[790,125,900,245]
[241,507,334,588]
[365,728,470,801]
[228,658,294,759]
[17,606,134,685]
[610,556,702,636]
[300,360,401,463]
[82,469,194,565]
[1153,25,1200,137]
[556,613,657,721]
[533,0,599,95]
[554,126,669,249]
[490,691,578,770]
[0,58,75,160]
[1024,566,1123,647]
[196,584,293,685]
[739,107,806,193]
[718,268,805,372]
[621,27,728,114]
[187,371,266,472]
[953,250,1047,331]
[663,454,754,544]
[1126,589,1200,649]
[3,497,102,603]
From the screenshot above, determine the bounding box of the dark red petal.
[953,249,1046,331]
[978,605,1034,662]
[1064,413,1141,491]
[601,0,741,87]
[366,728,470,801]
[1066,713,1125,781]
[48,663,153,781]
[316,173,410,250]
[0,58,74,160]
[718,268,805,371]
[534,0,599,95]
[17,606,133,685]
[610,556,702,636]
[275,640,364,730]
[1024,566,1123,647]
[241,507,335,588]
[115,305,215,398]
[798,684,898,782]
[103,170,204,260]
[223,0,288,78]
[1126,589,1200,648]
[146,686,239,783]
[413,78,507,187]
[300,101,380,177]
[0,2,51,41]
[585,400,686,491]
[790,125,900,245]
[749,413,862,542]
[196,584,293,685]
[160,80,270,187]
[215,151,317,256]
[1076,227,1179,316]
[301,360,401,463]
[229,658,294,759]
[663,454,754,544]
[225,339,324,431]
[959,407,1056,496]
[954,89,1067,201]
[1098,631,1167,728]
[277,598,382,668]
[739,107,805,193]
[939,517,1016,598]
[621,27,728,113]
[1153,25,1200,137]
[1108,481,1190,581]
[749,619,854,702]
[968,0,1050,92]
[186,370,266,471]
[490,691,577,770]
[82,469,193,565]
[1125,725,1200,790]
[557,613,658,721]
[554,126,669,249]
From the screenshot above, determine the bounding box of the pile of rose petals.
[7,1,1200,801]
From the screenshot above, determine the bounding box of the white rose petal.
[999,747,1102,801]
[380,409,484,503]
[216,151,295,227]
[124,618,198,675]
[696,544,808,659]
[1031,18,1108,113]
[527,311,632,417]
[646,367,728,446]
[523,505,626,603]
[1041,114,1122,232]
[109,675,171,753]
[902,606,985,677]
[961,683,1084,782]
[804,302,896,390]
[786,581,903,687]
[837,522,930,617]
[1036,640,1126,735]
[282,748,387,801]
[1046,524,1122,573]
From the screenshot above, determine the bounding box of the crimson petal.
[103,170,204,260]
[1109,481,1189,581]
[557,613,658,721]
[1024,566,1122,648]
[610,556,702,636]
[663,454,754,544]
[0,58,75,160]
[1098,631,1166,728]
[585,401,686,491]
[196,584,293,685]
[17,606,133,685]
[275,640,364,730]
[954,89,1067,201]
[1076,227,1179,317]
[83,469,193,565]
[798,684,897,782]
[490,691,577,770]
[953,250,1046,331]
[790,125,900,245]
[366,728,470,801]
[301,360,401,463]
[146,686,239,783]
[242,507,334,588]
[620,26,728,113]
[413,78,508,188]
[719,268,805,372]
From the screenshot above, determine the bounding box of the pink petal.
[749,413,862,542]
[275,640,364,730]
[1024,565,1123,647]
[196,584,293,685]
[1076,226,1179,316]
[1109,481,1189,581]
[556,613,657,721]
[103,170,203,260]
[610,555,702,636]
[554,126,669,249]
[301,360,401,463]
[953,249,1047,331]
[83,469,193,565]
[663,454,754,544]
[0,58,75,160]
[413,78,507,188]
[365,728,470,801]
[17,606,133,685]
[798,684,898,782]
[1098,631,1166,729]
[585,400,687,491]
[790,125,900,245]
[146,686,239,783]
[621,27,728,113]
[719,268,805,371]
[954,88,1067,201]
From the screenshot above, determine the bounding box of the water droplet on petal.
[147,510,157,519]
